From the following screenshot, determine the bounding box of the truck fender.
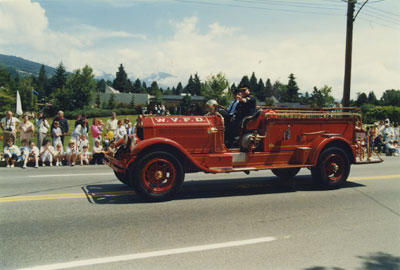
[129,137,223,173]
[308,136,356,166]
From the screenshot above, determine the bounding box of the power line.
[175,0,345,16]
[235,0,345,12]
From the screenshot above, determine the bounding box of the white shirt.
[1,117,20,132]
[106,118,118,132]
[115,125,126,140]
[93,145,104,153]
[4,145,21,156]
[35,118,49,134]
[29,146,40,156]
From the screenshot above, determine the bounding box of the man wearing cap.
[234,86,256,123]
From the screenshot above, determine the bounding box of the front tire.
[271,168,300,179]
[131,151,184,201]
[311,147,350,189]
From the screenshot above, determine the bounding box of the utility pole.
[342,0,356,108]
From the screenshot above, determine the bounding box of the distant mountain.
[0,54,57,77]
[95,72,115,82]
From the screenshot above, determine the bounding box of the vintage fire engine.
[105,107,382,201]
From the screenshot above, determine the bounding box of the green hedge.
[361,105,400,124]
[62,108,137,119]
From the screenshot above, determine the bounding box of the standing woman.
[114,119,126,141]
[71,120,89,141]
[34,112,49,148]
[90,118,104,146]
[19,114,34,142]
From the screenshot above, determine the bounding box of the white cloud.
[0,0,398,100]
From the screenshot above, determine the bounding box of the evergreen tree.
[265,79,273,98]
[367,91,378,105]
[272,81,287,102]
[310,85,334,107]
[287,73,299,103]
[175,82,183,95]
[149,81,162,104]
[36,64,47,100]
[96,79,106,93]
[49,62,67,97]
[133,78,142,93]
[179,93,192,115]
[112,64,131,93]
[193,73,202,96]
[255,78,266,102]
[355,92,368,107]
[240,75,250,88]
[95,92,101,107]
[142,81,148,93]
[185,75,195,95]
[380,89,400,106]
[249,72,258,92]
[107,93,117,109]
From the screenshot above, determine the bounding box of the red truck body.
[105,107,382,201]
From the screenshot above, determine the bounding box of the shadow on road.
[84,175,365,204]
[304,251,400,270]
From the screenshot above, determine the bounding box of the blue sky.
[0,0,399,99]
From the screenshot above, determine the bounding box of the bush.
[63,108,137,119]
[362,105,400,124]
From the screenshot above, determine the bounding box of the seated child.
[65,140,78,166]
[91,139,105,165]
[25,140,40,168]
[3,137,21,168]
[40,139,55,166]
[19,139,30,166]
[80,145,90,165]
[54,143,64,166]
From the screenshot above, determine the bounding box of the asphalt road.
[0,157,399,270]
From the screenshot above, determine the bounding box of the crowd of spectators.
[366,119,400,156]
[1,110,135,168]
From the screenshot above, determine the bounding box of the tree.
[193,73,202,96]
[112,64,131,93]
[53,65,96,111]
[179,93,192,115]
[132,78,142,93]
[310,85,335,107]
[272,81,286,102]
[95,92,101,108]
[130,95,135,108]
[240,75,250,88]
[255,78,266,102]
[286,73,299,103]
[249,72,258,92]
[175,82,183,95]
[200,73,230,106]
[49,62,67,97]
[149,81,162,104]
[265,79,273,98]
[96,79,106,93]
[17,77,34,112]
[36,64,47,99]
[107,93,117,109]
[367,91,378,105]
[380,89,400,106]
[355,92,368,107]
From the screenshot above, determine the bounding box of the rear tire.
[271,168,300,179]
[130,151,184,201]
[311,147,350,189]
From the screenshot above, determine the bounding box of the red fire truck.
[105,107,382,201]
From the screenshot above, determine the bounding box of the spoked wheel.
[271,168,300,179]
[132,151,184,201]
[312,147,350,189]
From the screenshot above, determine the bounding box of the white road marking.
[28,173,113,178]
[18,236,277,270]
